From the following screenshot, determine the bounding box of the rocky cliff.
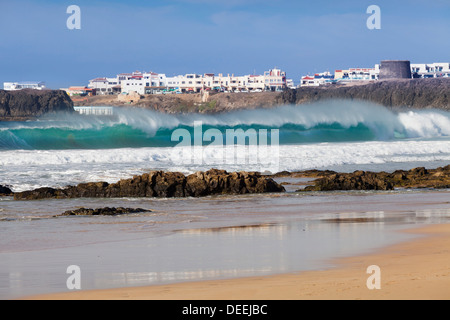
[0,89,74,120]
[279,78,450,111]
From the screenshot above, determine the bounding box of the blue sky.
[1,0,449,88]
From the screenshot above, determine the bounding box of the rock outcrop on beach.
[58,207,151,216]
[303,171,394,191]
[10,166,449,200]
[0,89,74,120]
[279,78,450,111]
[301,165,450,191]
[0,185,13,196]
[13,169,286,200]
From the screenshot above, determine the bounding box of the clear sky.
[1,0,449,88]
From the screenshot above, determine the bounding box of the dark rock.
[13,169,286,200]
[0,89,74,120]
[302,166,450,191]
[58,207,151,216]
[304,171,393,191]
[14,187,58,200]
[0,185,13,196]
[279,78,450,111]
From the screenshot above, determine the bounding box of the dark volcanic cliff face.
[0,89,74,120]
[279,78,450,111]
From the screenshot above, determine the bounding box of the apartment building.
[87,67,289,95]
[411,63,450,78]
[88,71,144,95]
[3,81,46,91]
[88,77,121,95]
[121,72,168,95]
[164,68,286,93]
[263,68,287,91]
[335,67,379,82]
[300,72,334,87]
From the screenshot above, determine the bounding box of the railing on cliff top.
[73,106,114,115]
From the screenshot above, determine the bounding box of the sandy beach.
[23,222,450,300]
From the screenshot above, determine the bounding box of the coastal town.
[3,61,450,99]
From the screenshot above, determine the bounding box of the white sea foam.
[1,139,449,192]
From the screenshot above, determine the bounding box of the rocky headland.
[280,78,450,111]
[0,89,74,121]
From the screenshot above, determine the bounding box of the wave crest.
[1,100,450,150]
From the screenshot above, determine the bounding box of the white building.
[286,79,296,89]
[120,72,169,95]
[264,68,287,91]
[88,77,121,95]
[348,67,378,80]
[411,63,450,78]
[300,72,334,87]
[166,69,284,93]
[165,75,183,91]
[3,81,46,91]
[176,73,204,93]
[88,71,145,95]
[335,67,378,82]
[89,67,288,95]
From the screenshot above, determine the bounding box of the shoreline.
[22,222,450,300]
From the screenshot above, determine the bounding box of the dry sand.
[23,223,450,300]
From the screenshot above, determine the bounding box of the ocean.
[1,99,450,299]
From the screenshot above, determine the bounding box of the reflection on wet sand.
[175,223,279,234]
[322,217,386,223]
[1,190,450,299]
[95,267,275,288]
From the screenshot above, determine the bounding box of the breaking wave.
[0,100,450,150]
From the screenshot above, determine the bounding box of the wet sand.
[24,223,450,300]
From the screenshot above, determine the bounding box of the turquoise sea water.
[1,101,450,150]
